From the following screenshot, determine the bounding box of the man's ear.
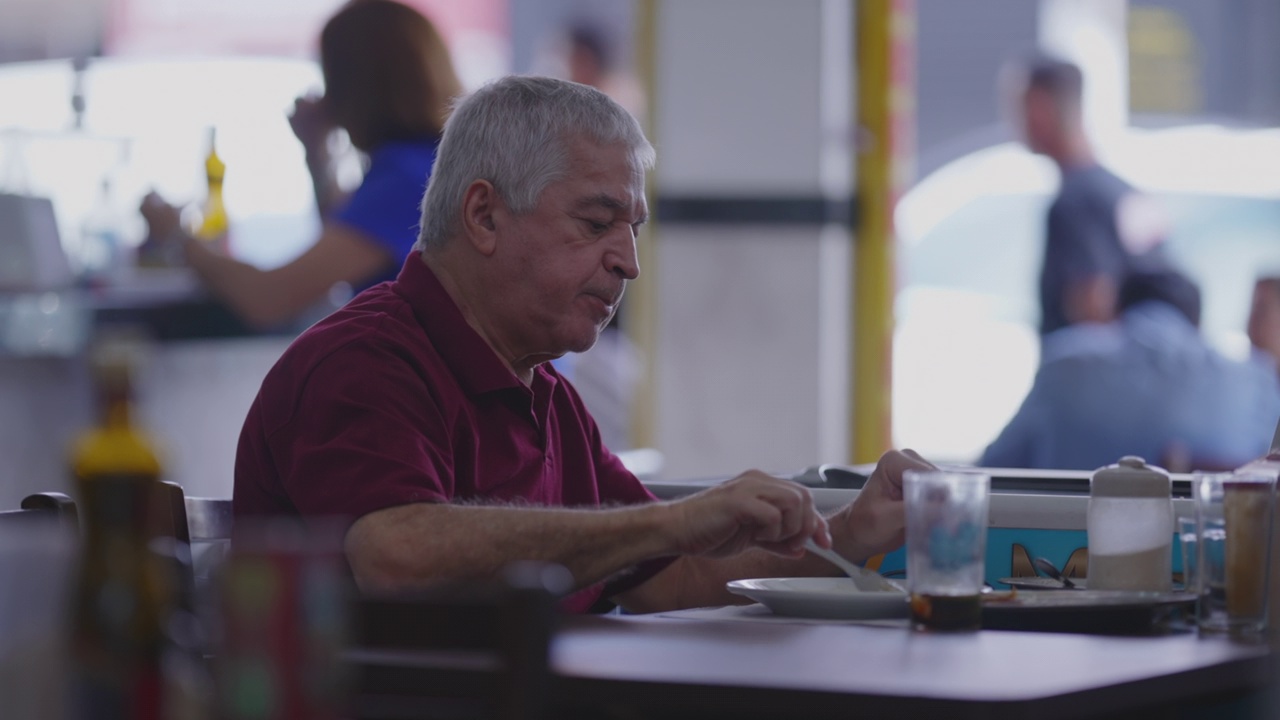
[460,180,499,256]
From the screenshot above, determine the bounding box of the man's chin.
[564,328,604,355]
[568,337,600,355]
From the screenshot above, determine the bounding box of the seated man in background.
[980,268,1280,471]
[234,75,931,612]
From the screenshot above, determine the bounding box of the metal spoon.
[1033,557,1076,589]
[803,539,900,592]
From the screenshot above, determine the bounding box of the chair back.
[155,482,233,653]
[185,495,233,543]
[0,492,78,531]
[348,562,572,720]
[155,482,230,538]
[0,492,77,719]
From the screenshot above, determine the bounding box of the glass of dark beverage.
[904,470,990,632]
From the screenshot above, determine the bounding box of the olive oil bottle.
[68,337,172,720]
[195,127,228,245]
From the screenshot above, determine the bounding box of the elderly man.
[234,76,930,613]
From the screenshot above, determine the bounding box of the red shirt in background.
[233,254,670,611]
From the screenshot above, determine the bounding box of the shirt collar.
[393,254,533,396]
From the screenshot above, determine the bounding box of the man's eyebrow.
[574,193,648,225]
[574,193,627,212]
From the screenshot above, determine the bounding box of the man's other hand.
[668,471,829,560]
[829,449,934,563]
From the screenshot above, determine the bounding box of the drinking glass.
[904,470,991,631]
[1192,471,1275,636]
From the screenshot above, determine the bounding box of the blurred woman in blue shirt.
[141,0,462,329]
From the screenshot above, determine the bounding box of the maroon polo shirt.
[233,254,670,612]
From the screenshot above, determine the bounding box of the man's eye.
[584,220,609,233]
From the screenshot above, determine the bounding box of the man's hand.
[667,470,829,560]
[828,449,934,563]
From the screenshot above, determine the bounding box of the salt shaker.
[1087,456,1173,592]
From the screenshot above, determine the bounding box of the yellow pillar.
[852,0,915,464]
[629,0,659,450]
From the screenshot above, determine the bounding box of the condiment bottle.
[195,127,228,247]
[67,335,212,720]
[68,336,171,719]
[1087,456,1173,592]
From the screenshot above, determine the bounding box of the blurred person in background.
[980,268,1280,471]
[1016,55,1171,339]
[561,20,645,120]
[139,0,462,330]
[1248,276,1280,377]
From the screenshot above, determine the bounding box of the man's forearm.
[344,501,678,594]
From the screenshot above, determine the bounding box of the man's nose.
[606,229,640,280]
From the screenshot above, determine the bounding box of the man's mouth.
[586,289,623,311]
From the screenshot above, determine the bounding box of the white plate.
[725,577,910,620]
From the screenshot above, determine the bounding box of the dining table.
[357,603,1275,720]
[556,610,1272,719]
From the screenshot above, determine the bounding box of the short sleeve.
[267,332,454,521]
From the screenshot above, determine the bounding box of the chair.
[155,482,233,654]
[0,492,78,717]
[347,562,572,720]
[156,481,233,545]
[180,492,234,629]
[183,495,234,546]
[0,492,78,531]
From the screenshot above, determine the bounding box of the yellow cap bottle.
[195,127,228,244]
[68,336,173,719]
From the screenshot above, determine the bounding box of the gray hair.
[416,75,655,250]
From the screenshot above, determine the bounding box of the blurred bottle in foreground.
[68,333,211,720]
[195,128,229,250]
